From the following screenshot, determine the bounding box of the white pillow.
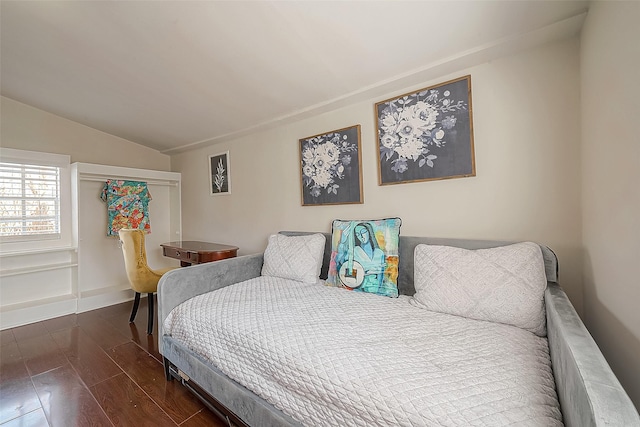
[261,233,326,284]
[412,242,547,336]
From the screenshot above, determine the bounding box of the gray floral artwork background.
[375,76,475,185]
[300,125,363,205]
[209,152,230,195]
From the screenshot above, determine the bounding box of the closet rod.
[79,176,178,187]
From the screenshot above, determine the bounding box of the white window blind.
[0,162,61,237]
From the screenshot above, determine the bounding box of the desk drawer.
[163,247,199,263]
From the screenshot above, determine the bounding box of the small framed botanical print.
[208,151,230,196]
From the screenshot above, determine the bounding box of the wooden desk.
[160,241,238,267]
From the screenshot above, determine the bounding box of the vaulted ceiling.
[1,1,588,154]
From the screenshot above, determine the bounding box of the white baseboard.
[0,287,136,330]
[77,287,134,313]
[0,296,77,329]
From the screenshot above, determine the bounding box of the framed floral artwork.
[375,75,475,185]
[208,151,230,196]
[299,124,363,206]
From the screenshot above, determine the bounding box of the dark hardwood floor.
[0,296,226,427]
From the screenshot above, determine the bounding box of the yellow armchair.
[118,228,177,335]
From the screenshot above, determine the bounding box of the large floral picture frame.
[299,125,363,206]
[208,151,230,196]
[375,75,475,185]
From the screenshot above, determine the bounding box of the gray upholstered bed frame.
[158,233,640,427]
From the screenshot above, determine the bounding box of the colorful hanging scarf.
[101,179,152,236]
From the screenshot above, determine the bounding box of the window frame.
[0,148,71,252]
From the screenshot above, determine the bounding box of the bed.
[158,232,639,427]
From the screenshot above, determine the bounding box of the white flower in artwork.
[395,134,423,160]
[381,110,400,129]
[302,147,315,164]
[381,132,399,149]
[303,164,315,178]
[409,101,438,131]
[313,167,332,188]
[316,141,340,167]
[396,120,416,139]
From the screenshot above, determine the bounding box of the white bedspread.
[164,276,563,426]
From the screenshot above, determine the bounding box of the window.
[0,162,61,237]
[0,148,70,245]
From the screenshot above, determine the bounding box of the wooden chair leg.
[147,293,154,335]
[130,292,141,323]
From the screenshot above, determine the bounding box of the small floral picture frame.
[299,124,363,206]
[208,151,230,196]
[375,75,475,185]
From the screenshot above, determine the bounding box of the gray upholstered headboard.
[280,231,559,296]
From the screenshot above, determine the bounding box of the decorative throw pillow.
[412,242,547,336]
[261,233,326,284]
[326,218,401,297]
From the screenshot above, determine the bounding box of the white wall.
[172,38,584,311]
[1,96,171,170]
[0,96,174,328]
[581,1,640,408]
